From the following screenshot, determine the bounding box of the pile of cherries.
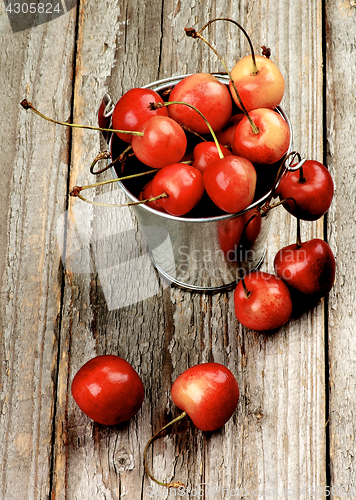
[99,21,335,335]
[21,17,336,491]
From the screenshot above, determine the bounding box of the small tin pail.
[109,74,293,292]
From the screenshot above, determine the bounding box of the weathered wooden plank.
[0,8,77,500]
[326,1,356,497]
[53,0,327,498]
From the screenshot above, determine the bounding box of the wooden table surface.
[1,1,356,499]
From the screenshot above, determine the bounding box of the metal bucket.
[109,74,293,292]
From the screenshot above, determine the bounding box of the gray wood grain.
[0,0,339,498]
[0,8,77,500]
[326,1,356,497]
[51,1,327,499]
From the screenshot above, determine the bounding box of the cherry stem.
[198,18,258,75]
[152,100,225,159]
[241,277,252,299]
[185,29,259,135]
[268,197,295,211]
[20,99,144,137]
[75,191,168,208]
[180,124,207,142]
[90,150,112,175]
[298,165,306,183]
[266,151,300,204]
[144,411,187,489]
[296,218,302,249]
[70,169,160,207]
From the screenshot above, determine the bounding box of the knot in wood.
[113,449,134,472]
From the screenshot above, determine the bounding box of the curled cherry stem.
[90,150,112,175]
[197,18,258,74]
[89,146,133,175]
[267,151,300,203]
[20,99,144,137]
[144,411,187,489]
[184,29,259,135]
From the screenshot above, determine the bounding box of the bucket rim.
[112,72,293,223]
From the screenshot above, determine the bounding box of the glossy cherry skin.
[218,216,246,261]
[192,141,232,174]
[151,163,205,216]
[242,209,262,247]
[277,160,334,221]
[138,179,167,212]
[131,116,187,168]
[71,355,144,426]
[234,272,293,331]
[203,155,256,214]
[216,114,244,152]
[229,54,285,112]
[171,362,239,431]
[274,239,336,298]
[112,88,169,143]
[233,108,290,165]
[168,73,233,134]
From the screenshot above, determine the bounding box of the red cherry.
[277,160,334,221]
[139,179,167,212]
[217,216,246,261]
[192,141,232,173]
[234,272,293,331]
[203,155,257,213]
[216,114,244,152]
[131,115,187,168]
[274,238,336,298]
[233,108,290,165]
[151,163,205,216]
[242,209,262,246]
[171,362,239,431]
[168,73,233,134]
[112,88,169,143]
[71,355,144,425]
[229,54,285,111]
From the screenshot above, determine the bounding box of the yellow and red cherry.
[112,88,169,143]
[192,141,232,173]
[203,155,257,213]
[171,362,240,431]
[229,54,285,112]
[233,108,290,165]
[276,160,334,221]
[168,73,233,135]
[151,163,205,216]
[143,361,239,489]
[234,272,293,331]
[131,115,187,169]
